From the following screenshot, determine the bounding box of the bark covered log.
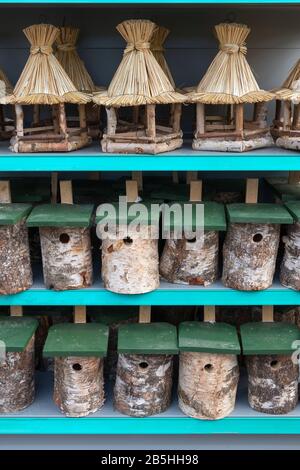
[276,136,300,150]
[280,222,300,290]
[160,231,219,286]
[53,356,105,417]
[114,353,173,417]
[222,223,280,290]
[0,220,32,295]
[0,336,35,413]
[40,226,93,290]
[246,354,299,414]
[192,134,273,152]
[178,351,239,420]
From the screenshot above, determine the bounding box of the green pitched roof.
[240,322,300,355]
[162,201,226,232]
[95,201,161,226]
[43,323,109,357]
[26,204,94,228]
[0,203,32,226]
[118,323,178,355]
[284,201,300,222]
[179,321,241,354]
[226,203,293,224]
[0,317,38,352]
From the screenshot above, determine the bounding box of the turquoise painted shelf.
[0,1,297,4]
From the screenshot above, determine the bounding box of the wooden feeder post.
[241,306,300,414]
[99,179,160,294]
[43,313,109,417]
[114,307,177,417]
[0,69,15,140]
[0,181,32,295]
[0,312,38,413]
[178,306,240,420]
[160,175,226,285]
[280,201,300,290]
[26,181,93,290]
[222,178,293,290]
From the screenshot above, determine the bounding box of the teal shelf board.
[0,279,299,305]
[1,143,300,172]
[0,1,297,4]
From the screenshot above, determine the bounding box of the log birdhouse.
[189,23,274,152]
[55,26,103,139]
[0,68,15,139]
[272,59,300,150]
[241,314,300,414]
[0,316,38,413]
[114,322,178,417]
[6,24,91,153]
[280,201,300,290]
[26,203,94,290]
[0,202,33,294]
[178,317,240,420]
[43,323,109,417]
[93,19,185,154]
[222,203,293,290]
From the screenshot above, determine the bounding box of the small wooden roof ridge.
[93,19,185,107]
[6,24,91,105]
[151,25,175,88]
[275,59,300,102]
[0,68,13,104]
[189,23,274,105]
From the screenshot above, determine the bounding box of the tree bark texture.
[114,353,173,417]
[280,222,300,290]
[222,223,280,290]
[39,226,93,290]
[276,136,300,151]
[192,134,273,152]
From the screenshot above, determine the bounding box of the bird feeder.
[93,19,185,154]
[6,24,91,153]
[222,178,293,290]
[160,178,226,285]
[55,26,103,139]
[96,179,160,294]
[189,23,274,152]
[43,306,109,417]
[241,306,300,414]
[280,201,300,290]
[0,68,15,139]
[0,181,32,295]
[272,59,300,150]
[26,180,94,290]
[114,306,178,417]
[0,313,38,413]
[178,306,240,420]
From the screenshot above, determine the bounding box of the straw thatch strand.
[275,59,300,102]
[151,26,175,88]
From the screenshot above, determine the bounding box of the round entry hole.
[204,364,213,372]
[59,233,70,244]
[270,360,279,369]
[253,233,263,243]
[139,362,149,370]
[123,237,133,245]
[72,363,82,371]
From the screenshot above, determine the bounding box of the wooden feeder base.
[192,131,273,153]
[10,134,90,153]
[54,356,105,417]
[0,336,35,413]
[40,226,93,291]
[160,231,219,286]
[276,135,300,151]
[246,354,299,415]
[0,221,32,295]
[101,132,183,155]
[280,222,300,290]
[114,353,173,417]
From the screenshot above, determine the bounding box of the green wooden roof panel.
[162,201,227,232]
[240,322,300,355]
[179,322,241,354]
[0,203,32,225]
[0,317,38,352]
[118,322,178,354]
[43,323,109,357]
[284,201,300,222]
[226,203,293,224]
[95,202,161,226]
[26,204,94,228]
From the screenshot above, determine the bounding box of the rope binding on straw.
[30,45,53,55]
[219,43,247,55]
[56,43,76,52]
[124,41,151,54]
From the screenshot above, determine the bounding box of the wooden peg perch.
[60,180,73,204]
[139,306,151,323]
[245,178,259,204]
[204,305,216,323]
[126,180,138,203]
[262,305,274,323]
[189,180,202,202]
[10,306,23,317]
[0,180,11,203]
[74,306,86,324]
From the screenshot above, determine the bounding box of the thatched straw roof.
[93,19,185,107]
[189,23,274,105]
[0,69,13,104]
[7,24,91,105]
[56,26,99,93]
[151,26,175,88]
[275,59,300,102]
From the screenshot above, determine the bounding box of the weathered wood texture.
[280,222,300,290]
[160,231,219,286]
[101,136,183,155]
[178,351,239,420]
[0,220,32,295]
[39,226,93,290]
[246,354,299,414]
[276,136,300,150]
[0,336,35,413]
[101,225,159,294]
[222,223,280,291]
[192,134,273,152]
[53,356,105,417]
[114,353,173,417]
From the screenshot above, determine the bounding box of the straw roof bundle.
[93,19,185,107]
[151,26,175,88]
[56,26,98,93]
[275,59,300,102]
[7,24,90,105]
[189,23,274,105]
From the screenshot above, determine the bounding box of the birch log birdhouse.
[0,68,15,140]
[43,320,109,417]
[0,316,38,413]
[280,201,300,290]
[188,23,274,152]
[93,19,185,154]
